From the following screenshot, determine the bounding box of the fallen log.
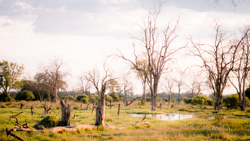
[6,113,150,140]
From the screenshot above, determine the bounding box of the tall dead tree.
[39,58,68,103]
[131,59,148,103]
[120,73,133,106]
[187,72,203,98]
[164,75,175,105]
[85,62,113,126]
[78,74,91,95]
[174,69,187,104]
[190,23,239,110]
[229,27,250,111]
[118,2,183,111]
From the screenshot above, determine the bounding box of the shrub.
[15,90,35,101]
[191,94,212,105]
[157,97,162,102]
[223,94,239,107]
[141,100,145,105]
[223,94,250,107]
[89,93,99,103]
[109,92,119,101]
[165,98,168,102]
[105,95,113,102]
[68,96,75,101]
[36,116,58,128]
[0,93,12,102]
[172,98,176,103]
[206,99,214,106]
[146,97,151,102]
[183,97,192,104]
[76,94,89,104]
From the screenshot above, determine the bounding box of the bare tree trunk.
[142,82,146,103]
[178,87,181,104]
[123,93,127,106]
[168,93,171,105]
[95,87,105,126]
[117,104,120,116]
[214,92,222,110]
[60,99,71,126]
[151,93,157,111]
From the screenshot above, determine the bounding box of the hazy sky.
[1,0,250,94]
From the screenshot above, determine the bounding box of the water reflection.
[130,113,215,121]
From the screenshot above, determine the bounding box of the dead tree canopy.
[189,23,239,110]
[118,2,184,111]
[228,27,250,111]
[38,57,68,103]
[85,61,114,126]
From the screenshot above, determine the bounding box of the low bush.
[191,94,213,105]
[223,94,250,107]
[109,92,119,102]
[183,97,192,104]
[0,93,12,102]
[36,116,58,128]
[15,90,35,101]
[146,97,151,102]
[105,95,113,102]
[76,94,89,104]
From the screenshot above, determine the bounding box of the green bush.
[15,90,35,101]
[157,97,162,102]
[206,99,214,106]
[223,94,239,107]
[172,98,176,103]
[183,97,192,104]
[223,94,250,107]
[105,95,113,102]
[191,94,212,105]
[36,116,58,128]
[89,93,99,103]
[146,97,151,102]
[165,98,168,102]
[76,94,89,104]
[109,92,119,101]
[141,100,145,105]
[0,93,12,102]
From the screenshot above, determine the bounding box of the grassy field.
[0,100,250,141]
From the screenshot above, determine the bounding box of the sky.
[1,0,250,94]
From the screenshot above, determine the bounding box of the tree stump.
[30,105,34,115]
[60,99,71,126]
[20,103,24,109]
[117,103,120,116]
[95,104,105,126]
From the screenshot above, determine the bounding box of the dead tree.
[189,23,239,110]
[43,104,52,114]
[60,98,71,126]
[91,106,96,114]
[164,75,175,106]
[228,27,250,111]
[118,2,183,111]
[20,103,24,109]
[30,105,34,115]
[85,61,113,126]
[120,73,134,106]
[174,68,187,104]
[117,103,120,116]
[127,97,139,106]
[81,103,89,110]
[38,57,68,103]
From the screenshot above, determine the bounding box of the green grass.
[0,101,250,140]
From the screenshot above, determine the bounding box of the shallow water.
[129,113,215,121]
